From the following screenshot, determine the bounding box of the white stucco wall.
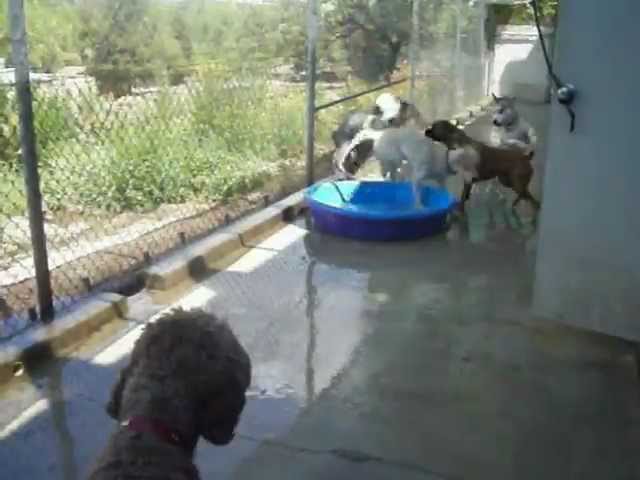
[490,25,554,102]
[534,0,640,340]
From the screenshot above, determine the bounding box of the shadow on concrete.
[0,344,123,479]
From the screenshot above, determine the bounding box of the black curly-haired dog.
[88,308,251,480]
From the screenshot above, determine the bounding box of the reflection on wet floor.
[47,355,79,480]
[2,199,638,479]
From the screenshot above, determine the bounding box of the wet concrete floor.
[1,107,638,479]
[1,205,639,479]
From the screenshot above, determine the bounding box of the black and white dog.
[331,93,426,174]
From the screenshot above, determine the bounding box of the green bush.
[191,69,305,159]
[30,42,65,74]
[33,90,77,150]
[41,123,273,212]
[38,80,306,213]
[1,70,353,217]
[0,169,27,218]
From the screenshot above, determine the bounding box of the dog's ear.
[492,92,499,103]
[200,386,245,446]
[106,364,131,420]
[195,317,251,445]
[199,361,251,446]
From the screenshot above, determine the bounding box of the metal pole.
[454,0,464,113]
[409,0,420,103]
[9,0,54,322]
[315,77,408,112]
[305,0,319,187]
[479,0,489,96]
[484,1,496,98]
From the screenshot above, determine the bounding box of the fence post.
[410,0,420,103]
[9,0,54,322]
[454,0,464,113]
[305,0,319,187]
[479,0,488,96]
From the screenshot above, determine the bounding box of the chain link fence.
[315,0,489,124]
[410,0,489,120]
[1,0,491,339]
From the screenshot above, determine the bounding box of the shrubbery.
[10,71,332,213]
[0,88,20,171]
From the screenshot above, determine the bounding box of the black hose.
[530,0,576,132]
[530,0,561,89]
[328,181,349,204]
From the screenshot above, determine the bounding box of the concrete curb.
[0,189,308,384]
[145,190,306,291]
[0,293,127,384]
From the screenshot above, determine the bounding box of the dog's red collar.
[121,416,187,449]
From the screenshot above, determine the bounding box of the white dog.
[331,93,426,175]
[374,92,427,128]
[336,125,479,207]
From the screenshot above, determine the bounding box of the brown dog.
[425,120,540,211]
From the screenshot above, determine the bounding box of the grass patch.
[1,70,411,220]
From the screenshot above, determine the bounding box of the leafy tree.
[79,0,157,97]
[327,0,414,81]
[0,5,9,62]
[1,0,81,71]
[493,0,558,26]
[171,9,193,63]
[175,1,249,66]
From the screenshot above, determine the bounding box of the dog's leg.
[412,181,423,208]
[512,187,540,210]
[460,181,473,212]
[524,191,541,210]
[511,169,540,211]
[512,196,522,209]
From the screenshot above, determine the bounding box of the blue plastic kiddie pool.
[304,180,458,241]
